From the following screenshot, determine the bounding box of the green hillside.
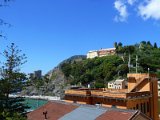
[23,41,160,97]
[61,41,160,88]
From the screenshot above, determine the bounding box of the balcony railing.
[65,90,91,96]
[65,89,151,99]
[126,91,151,99]
[91,91,127,98]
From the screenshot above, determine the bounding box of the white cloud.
[138,0,160,20]
[127,0,137,5]
[114,0,160,22]
[114,0,129,22]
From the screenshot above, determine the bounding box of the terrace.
[65,89,151,99]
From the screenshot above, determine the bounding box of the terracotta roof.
[27,101,150,120]
[96,110,136,120]
[27,101,78,120]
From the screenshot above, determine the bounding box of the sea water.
[24,98,48,112]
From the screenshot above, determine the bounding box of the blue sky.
[0,0,160,75]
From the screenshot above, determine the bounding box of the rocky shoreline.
[9,94,61,101]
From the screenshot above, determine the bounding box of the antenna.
[136,55,138,73]
[128,54,131,73]
[148,68,150,81]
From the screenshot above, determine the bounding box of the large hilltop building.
[64,73,159,120]
[87,48,116,59]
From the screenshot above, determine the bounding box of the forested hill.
[60,41,160,88]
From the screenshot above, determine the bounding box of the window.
[136,104,139,109]
[141,103,143,112]
[147,102,149,112]
[144,103,146,114]
[112,105,117,108]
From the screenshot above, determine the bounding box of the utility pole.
[148,68,150,81]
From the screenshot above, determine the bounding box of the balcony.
[65,89,91,96]
[65,89,151,100]
[91,90,127,98]
[126,91,151,99]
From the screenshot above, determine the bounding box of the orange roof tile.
[27,101,78,120]
[27,101,150,120]
[96,110,135,120]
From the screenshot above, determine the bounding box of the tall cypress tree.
[0,43,28,120]
[154,42,158,48]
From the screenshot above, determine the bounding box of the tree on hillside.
[154,42,158,48]
[118,42,123,47]
[61,63,72,77]
[0,43,28,120]
[141,41,146,45]
[147,41,152,47]
[114,42,117,48]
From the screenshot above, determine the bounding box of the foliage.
[61,55,124,88]
[0,111,26,120]
[61,41,160,88]
[116,41,160,74]
[0,43,28,120]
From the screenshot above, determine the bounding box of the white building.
[98,48,116,57]
[114,79,126,89]
[87,48,116,59]
[108,79,126,89]
[108,81,115,89]
[87,50,98,59]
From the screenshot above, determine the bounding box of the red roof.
[27,101,77,120]
[27,101,150,120]
[96,110,135,120]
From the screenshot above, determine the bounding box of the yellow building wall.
[77,101,87,104]
[139,81,150,92]
[127,73,159,120]
[117,106,127,109]
[128,78,137,91]
[127,98,150,117]
[102,104,112,108]
[150,78,159,120]
[64,100,75,103]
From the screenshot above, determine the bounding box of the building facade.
[34,70,42,79]
[29,70,42,80]
[64,73,159,120]
[108,81,115,89]
[87,50,98,59]
[87,48,116,59]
